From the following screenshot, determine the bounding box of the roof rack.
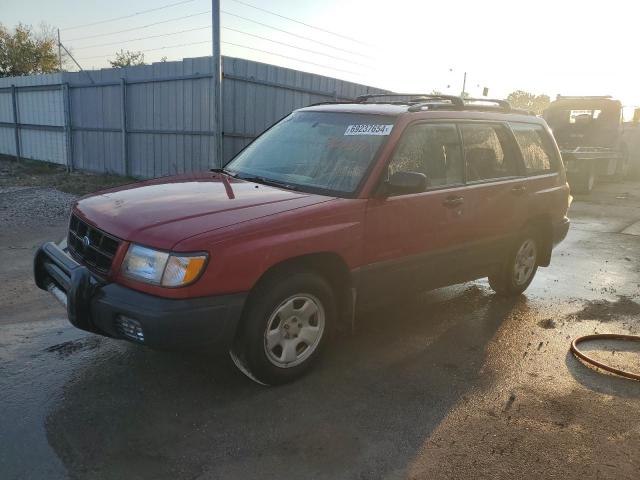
[308,94,536,115]
[355,93,464,107]
[407,96,516,113]
[463,98,512,112]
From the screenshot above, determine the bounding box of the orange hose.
[570,334,640,381]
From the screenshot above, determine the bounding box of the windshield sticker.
[344,124,394,136]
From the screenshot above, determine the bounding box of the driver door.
[359,122,472,304]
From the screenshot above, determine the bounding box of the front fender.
[174,199,367,296]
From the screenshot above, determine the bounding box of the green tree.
[0,23,60,77]
[506,90,551,115]
[109,49,146,68]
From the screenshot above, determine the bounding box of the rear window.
[460,124,520,181]
[510,123,558,175]
[569,110,602,124]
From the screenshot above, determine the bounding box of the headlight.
[122,244,207,287]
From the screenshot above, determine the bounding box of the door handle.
[443,195,464,208]
[511,185,527,195]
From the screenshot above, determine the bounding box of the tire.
[231,271,336,385]
[614,146,630,179]
[569,163,595,195]
[489,232,539,297]
[570,170,595,194]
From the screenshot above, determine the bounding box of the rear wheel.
[570,164,595,194]
[230,271,335,385]
[615,145,630,178]
[489,233,539,297]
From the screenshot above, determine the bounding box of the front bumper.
[34,242,246,351]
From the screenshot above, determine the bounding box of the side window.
[510,123,558,175]
[388,123,463,190]
[461,124,519,181]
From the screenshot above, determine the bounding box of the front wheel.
[489,234,539,297]
[231,271,336,385]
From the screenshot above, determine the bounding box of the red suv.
[35,94,570,385]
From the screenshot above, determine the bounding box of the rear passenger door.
[509,122,567,226]
[456,122,528,273]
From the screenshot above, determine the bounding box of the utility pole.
[212,0,223,168]
[57,29,63,72]
[58,41,94,84]
[461,71,467,97]
[57,28,69,172]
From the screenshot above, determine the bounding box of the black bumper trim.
[552,216,571,246]
[34,241,247,351]
[35,242,101,332]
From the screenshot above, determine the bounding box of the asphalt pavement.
[1,180,640,480]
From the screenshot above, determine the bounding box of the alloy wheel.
[263,294,325,368]
[513,239,537,286]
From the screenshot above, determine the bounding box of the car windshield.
[224,111,395,195]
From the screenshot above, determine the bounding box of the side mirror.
[384,171,427,195]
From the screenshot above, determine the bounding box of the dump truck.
[544,96,629,194]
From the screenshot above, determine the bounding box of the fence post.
[10,85,21,162]
[62,83,73,172]
[120,78,129,176]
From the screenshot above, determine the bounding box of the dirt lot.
[1,160,640,479]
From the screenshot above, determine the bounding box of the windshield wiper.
[209,167,237,177]
[235,173,300,191]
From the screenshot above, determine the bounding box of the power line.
[145,40,211,53]
[77,38,363,78]
[221,41,362,76]
[221,10,375,60]
[222,27,373,68]
[62,0,197,31]
[228,0,374,47]
[67,10,212,42]
[77,40,211,61]
[73,25,212,50]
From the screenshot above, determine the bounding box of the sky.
[2,0,640,110]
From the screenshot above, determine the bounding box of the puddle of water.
[0,318,107,480]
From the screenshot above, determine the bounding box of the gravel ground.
[0,186,77,228]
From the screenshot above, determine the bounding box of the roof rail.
[307,94,535,115]
[463,98,512,112]
[356,93,434,102]
[355,93,464,106]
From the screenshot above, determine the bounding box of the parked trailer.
[544,96,629,194]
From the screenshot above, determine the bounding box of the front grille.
[68,214,121,274]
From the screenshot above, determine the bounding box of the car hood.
[74,173,334,250]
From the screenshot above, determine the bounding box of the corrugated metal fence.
[0,56,388,177]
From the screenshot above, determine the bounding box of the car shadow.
[45,283,526,479]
